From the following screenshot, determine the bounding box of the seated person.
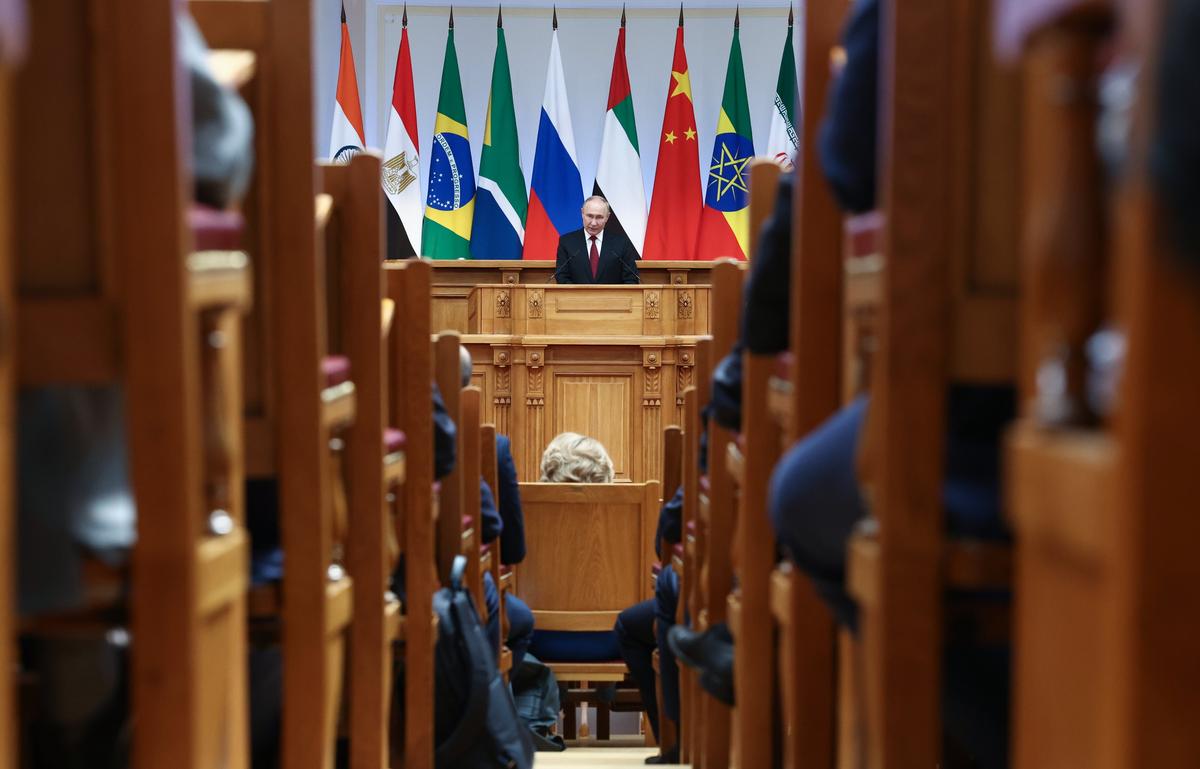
[457,346,535,671]
[614,487,683,763]
[525,432,619,664]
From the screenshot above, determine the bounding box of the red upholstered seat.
[499,564,512,577]
[461,515,473,530]
[844,210,884,258]
[686,519,696,535]
[652,561,663,576]
[672,543,685,559]
[188,205,245,251]
[773,351,794,381]
[481,542,492,556]
[321,355,351,387]
[384,428,406,454]
[700,475,711,494]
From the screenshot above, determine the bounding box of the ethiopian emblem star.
[707,140,750,201]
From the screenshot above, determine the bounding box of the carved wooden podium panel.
[457,284,711,484]
[431,260,716,335]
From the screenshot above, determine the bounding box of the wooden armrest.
[188,250,252,310]
[381,298,395,339]
[315,193,334,231]
[320,381,356,430]
[725,441,745,486]
[1008,421,1116,563]
[205,49,257,90]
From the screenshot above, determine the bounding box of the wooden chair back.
[678,337,711,764]
[434,332,465,584]
[193,4,357,767]
[320,153,399,769]
[1004,2,1200,768]
[726,161,780,769]
[481,423,511,676]
[15,2,253,767]
[764,4,851,768]
[459,386,486,616]
[0,4,22,763]
[516,480,660,680]
[385,257,436,769]
[847,0,1022,766]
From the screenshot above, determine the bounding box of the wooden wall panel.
[463,338,698,484]
[552,373,634,480]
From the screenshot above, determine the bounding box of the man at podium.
[554,196,641,284]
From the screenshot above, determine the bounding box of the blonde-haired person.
[538,432,615,484]
[526,432,623,668]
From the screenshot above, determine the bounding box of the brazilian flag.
[422,21,475,259]
[697,15,755,261]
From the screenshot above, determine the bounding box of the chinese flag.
[643,11,702,261]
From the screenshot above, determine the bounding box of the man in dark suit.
[554,196,640,285]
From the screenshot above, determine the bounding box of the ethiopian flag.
[472,8,526,260]
[422,12,475,260]
[696,12,754,261]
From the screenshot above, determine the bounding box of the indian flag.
[421,10,475,260]
[764,9,799,171]
[328,5,365,163]
[593,11,646,257]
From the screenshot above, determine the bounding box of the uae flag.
[764,8,799,171]
[382,7,421,258]
[643,8,702,261]
[696,10,754,261]
[592,10,646,258]
[329,5,365,162]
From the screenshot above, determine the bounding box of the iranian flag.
[382,6,421,257]
[328,4,365,163]
[764,9,799,171]
[592,10,646,257]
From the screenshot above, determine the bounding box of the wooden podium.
[457,284,713,484]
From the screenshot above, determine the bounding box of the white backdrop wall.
[316,1,801,207]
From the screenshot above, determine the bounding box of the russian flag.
[522,25,583,260]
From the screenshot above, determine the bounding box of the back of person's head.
[539,432,615,483]
[459,345,473,388]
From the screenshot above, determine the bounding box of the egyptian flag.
[329,4,365,163]
[592,10,646,258]
[522,11,583,260]
[382,6,421,257]
[643,8,702,261]
[696,10,754,261]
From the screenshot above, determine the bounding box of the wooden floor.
[534,746,684,767]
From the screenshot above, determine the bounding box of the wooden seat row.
[4,1,444,768]
[659,2,1198,769]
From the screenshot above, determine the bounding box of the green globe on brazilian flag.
[422,16,476,260]
[696,13,754,261]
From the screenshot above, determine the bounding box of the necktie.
[589,236,600,279]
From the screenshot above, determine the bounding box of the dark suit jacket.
[554,228,640,285]
[495,435,526,565]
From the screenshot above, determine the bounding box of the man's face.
[582,201,610,237]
